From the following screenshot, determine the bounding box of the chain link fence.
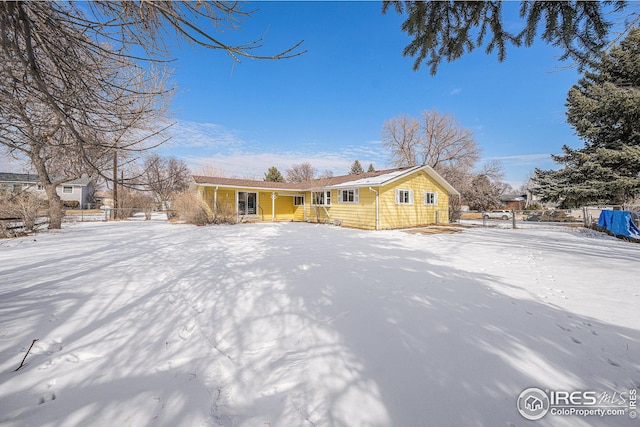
[62,208,175,223]
[458,208,596,229]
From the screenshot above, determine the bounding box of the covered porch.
[198,185,307,223]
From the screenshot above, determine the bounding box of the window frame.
[395,188,414,205]
[423,191,438,206]
[311,190,332,206]
[293,196,304,206]
[62,186,73,194]
[338,188,359,204]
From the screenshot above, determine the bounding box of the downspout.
[368,187,379,230]
[271,192,277,222]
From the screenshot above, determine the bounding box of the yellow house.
[192,165,459,230]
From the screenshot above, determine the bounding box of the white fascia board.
[195,182,298,192]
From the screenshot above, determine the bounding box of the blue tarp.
[598,210,640,239]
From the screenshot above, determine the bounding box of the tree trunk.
[29,153,65,229]
[43,182,64,229]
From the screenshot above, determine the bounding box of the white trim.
[338,188,359,204]
[395,188,413,205]
[311,190,332,206]
[423,191,438,206]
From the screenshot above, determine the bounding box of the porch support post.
[213,186,218,217]
[271,192,277,222]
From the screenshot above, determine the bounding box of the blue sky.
[3,1,589,187]
[160,1,585,187]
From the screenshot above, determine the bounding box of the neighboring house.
[0,173,95,208]
[500,194,527,210]
[192,165,459,230]
[94,190,114,208]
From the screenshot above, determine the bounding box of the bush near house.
[62,200,80,209]
[0,191,47,237]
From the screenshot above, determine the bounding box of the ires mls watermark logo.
[517,387,637,420]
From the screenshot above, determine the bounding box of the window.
[63,186,73,194]
[338,188,359,204]
[312,190,331,206]
[293,196,304,206]
[423,192,438,205]
[395,189,413,205]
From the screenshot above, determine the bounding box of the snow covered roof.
[329,165,460,195]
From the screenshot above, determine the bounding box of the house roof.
[193,165,460,195]
[501,194,527,202]
[0,173,93,186]
[0,172,40,183]
[192,176,302,191]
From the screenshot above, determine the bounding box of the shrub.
[213,200,236,225]
[114,190,155,219]
[62,200,80,209]
[171,192,214,225]
[0,191,47,237]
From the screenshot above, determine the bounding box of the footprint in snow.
[605,358,621,368]
[555,323,571,332]
[194,301,204,314]
[179,321,196,340]
[38,393,56,405]
[570,337,582,344]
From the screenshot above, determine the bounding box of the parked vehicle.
[482,210,513,220]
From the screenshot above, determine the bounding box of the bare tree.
[192,164,228,178]
[382,110,479,171]
[465,174,503,212]
[0,2,303,228]
[419,110,479,170]
[286,162,317,183]
[142,153,191,212]
[382,115,421,167]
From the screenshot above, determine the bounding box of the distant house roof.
[0,173,93,186]
[193,165,460,195]
[62,176,93,186]
[0,172,40,183]
[501,194,527,202]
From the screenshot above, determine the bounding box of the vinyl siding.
[325,188,377,230]
[378,170,449,229]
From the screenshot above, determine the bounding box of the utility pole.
[113,145,118,220]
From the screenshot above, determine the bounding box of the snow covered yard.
[0,221,638,427]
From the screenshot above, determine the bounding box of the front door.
[238,192,257,215]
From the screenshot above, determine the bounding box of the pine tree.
[264,166,284,182]
[367,163,375,172]
[349,160,364,175]
[533,27,640,207]
[382,1,625,75]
